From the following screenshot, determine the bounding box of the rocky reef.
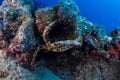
[0,0,120,80]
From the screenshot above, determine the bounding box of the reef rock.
[35,0,82,52]
[0,0,120,80]
[0,0,36,54]
[39,49,120,80]
[0,50,60,80]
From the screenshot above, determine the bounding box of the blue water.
[0,0,120,34]
[31,0,120,34]
[76,0,120,34]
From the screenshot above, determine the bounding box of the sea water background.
[0,0,120,34]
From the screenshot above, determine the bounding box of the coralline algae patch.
[0,0,120,80]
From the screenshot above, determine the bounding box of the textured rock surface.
[38,49,120,80]
[0,50,61,80]
[35,0,82,52]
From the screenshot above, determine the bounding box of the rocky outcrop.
[38,48,120,80]
[0,0,120,80]
[0,50,61,80]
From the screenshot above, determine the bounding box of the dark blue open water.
[0,0,120,34]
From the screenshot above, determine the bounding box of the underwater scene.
[0,0,120,80]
